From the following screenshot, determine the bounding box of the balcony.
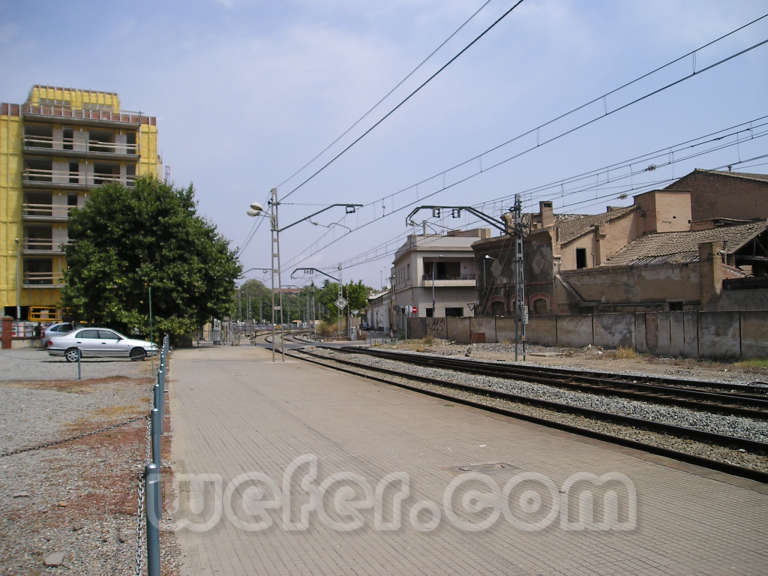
[23,238,67,255]
[23,271,64,288]
[21,103,154,128]
[24,133,138,160]
[23,167,135,189]
[23,202,75,221]
[422,273,476,288]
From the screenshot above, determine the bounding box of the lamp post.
[249,198,361,361]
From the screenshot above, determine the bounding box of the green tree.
[63,177,241,343]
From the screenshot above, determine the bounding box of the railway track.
[286,345,768,482]
[322,346,768,419]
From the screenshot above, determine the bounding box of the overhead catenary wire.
[358,13,768,213]
[274,0,494,191]
[278,0,526,203]
[269,13,768,276]
[284,115,768,271]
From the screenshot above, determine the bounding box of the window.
[532,298,549,314]
[445,307,464,317]
[576,248,587,269]
[63,128,73,150]
[426,308,434,318]
[67,193,78,207]
[669,301,683,311]
[78,329,100,339]
[98,330,120,340]
[69,162,79,184]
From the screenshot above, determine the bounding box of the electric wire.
[359,13,768,213]
[278,0,526,202]
[274,0,494,191]
[284,115,768,271]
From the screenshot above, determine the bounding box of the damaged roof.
[605,220,768,266]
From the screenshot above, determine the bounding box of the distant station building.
[390,228,490,328]
[0,85,161,321]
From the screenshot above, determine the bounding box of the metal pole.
[431,259,436,317]
[15,238,21,319]
[151,406,161,465]
[347,284,351,339]
[273,189,285,361]
[149,284,154,373]
[270,189,277,362]
[513,194,527,361]
[145,463,161,576]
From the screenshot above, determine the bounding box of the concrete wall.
[419,310,768,359]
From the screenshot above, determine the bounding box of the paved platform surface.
[170,345,768,575]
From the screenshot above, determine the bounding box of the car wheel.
[65,348,81,363]
[130,348,147,361]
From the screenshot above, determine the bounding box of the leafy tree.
[315,279,371,322]
[63,177,241,343]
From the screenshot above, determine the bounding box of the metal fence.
[135,334,169,576]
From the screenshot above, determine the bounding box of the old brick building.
[473,169,768,315]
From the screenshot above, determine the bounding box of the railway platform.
[170,345,768,576]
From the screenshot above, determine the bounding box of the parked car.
[47,327,158,362]
[41,322,74,347]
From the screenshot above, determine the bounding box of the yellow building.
[0,85,160,321]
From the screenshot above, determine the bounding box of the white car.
[41,322,74,347]
[47,327,158,362]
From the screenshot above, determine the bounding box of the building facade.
[1,85,160,320]
[390,229,489,329]
[473,169,768,316]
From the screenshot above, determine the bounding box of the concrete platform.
[170,345,768,575]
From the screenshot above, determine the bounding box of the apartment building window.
[69,162,79,184]
[67,193,78,207]
[63,128,73,150]
[576,248,587,269]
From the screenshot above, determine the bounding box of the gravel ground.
[0,348,180,575]
[299,347,768,472]
[0,347,160,382]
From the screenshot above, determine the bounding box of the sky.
[2,0,767,289]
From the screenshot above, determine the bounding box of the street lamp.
[248,194,362,361]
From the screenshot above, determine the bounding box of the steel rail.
[331,347,768,418]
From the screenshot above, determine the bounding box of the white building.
[391,229,489,325]
[366,288,392,332]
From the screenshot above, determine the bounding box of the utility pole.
[270,188,285,361]
[513,193,527,361]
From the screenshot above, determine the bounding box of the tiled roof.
[605,221,768,266]
[557,205,636,245]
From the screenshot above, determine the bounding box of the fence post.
[151,407,161,466]
[145,463,161,576]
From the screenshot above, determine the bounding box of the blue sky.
[2,0,767,288]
